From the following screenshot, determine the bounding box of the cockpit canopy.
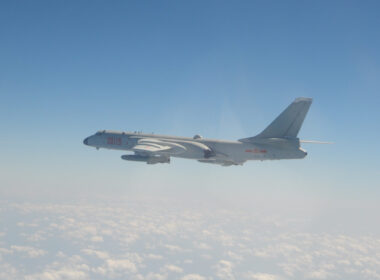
[95,130,105,135]
[193,134,202,139]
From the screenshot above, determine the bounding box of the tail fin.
[240,97,312,142]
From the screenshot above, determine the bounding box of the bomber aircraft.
[83,97,325,166]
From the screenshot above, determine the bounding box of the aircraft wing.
[131,138,187,155]
[132,143,172,154]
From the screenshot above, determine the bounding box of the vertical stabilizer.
[239,97,312,142]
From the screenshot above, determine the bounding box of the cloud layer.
[0,198,379,280]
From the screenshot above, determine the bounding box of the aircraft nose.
[83,137,89,145]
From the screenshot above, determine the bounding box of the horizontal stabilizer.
[300,140,334,144]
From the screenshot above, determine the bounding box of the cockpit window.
[95,130,107,135]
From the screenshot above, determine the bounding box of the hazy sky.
[0,1,379,279]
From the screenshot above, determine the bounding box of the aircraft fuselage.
[84,130,307,165]
[83,98,314,166]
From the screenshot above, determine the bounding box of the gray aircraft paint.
[83,98,313,166]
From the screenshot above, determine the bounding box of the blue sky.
[0,0,379,201]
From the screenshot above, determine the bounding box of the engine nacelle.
[204,149,215,158]
[121,154,170,164]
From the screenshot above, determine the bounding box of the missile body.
[121,154,170,164]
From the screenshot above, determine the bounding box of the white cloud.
[90,235,104,242]
[0,247,12,255]
[145,272,168,280]
[246,272,279,280]
[180,274,207,280]
[81,249,109,260]
[17,222,39,227]
[306,270,331,279]
[162,264,183,273]
[90,258,138,278]
[25,268,88,280]
[24,257,90,280]
[1,200,379,280]
[105,258,137,272]
[26,231,48,242]
[147,253,164,260]
[0,263,20,280]
[194,242,211,250]
[361,268,380,279]
[164,244,184,252]
[11,245,47,258]
[214,260,235,280]
[226,251,244,262]
[56,251,66,258]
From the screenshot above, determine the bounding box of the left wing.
[132,138,187,155]
[122,138,187,164]
[132,143,172,154]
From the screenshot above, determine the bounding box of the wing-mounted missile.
[146,156,170,164]
[121,154,170,164]
[198,159,244,166]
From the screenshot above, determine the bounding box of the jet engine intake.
[203,149,215,159]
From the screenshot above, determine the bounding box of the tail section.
[239,97,312,142]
